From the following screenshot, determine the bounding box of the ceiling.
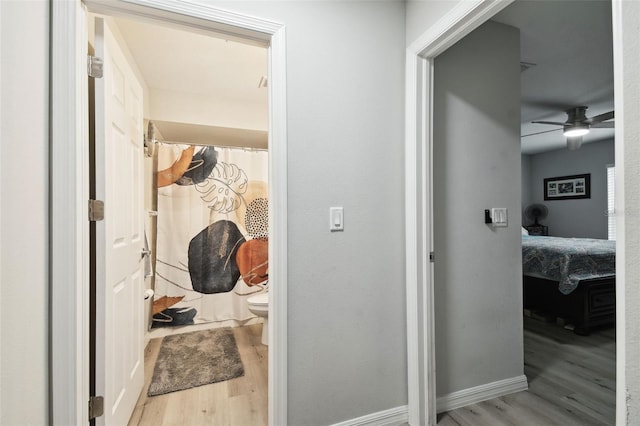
[111,1,613,155]
[492,0,614,154]
[112,16,268,148]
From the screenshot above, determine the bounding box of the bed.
[522,235,616,335]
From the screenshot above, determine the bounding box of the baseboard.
[436,375,528,413]
[146,316,262,339]
[329,405,409,426]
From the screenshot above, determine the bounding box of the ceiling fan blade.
[521,128,562,138]
[589,110,614,123]
[566,136,583,151]
[531,120,566,126]
[591,121,615,129]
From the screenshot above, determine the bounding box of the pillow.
[521,226,529,236]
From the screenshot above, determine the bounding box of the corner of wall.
[521,153,532,222]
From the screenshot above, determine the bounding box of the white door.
[94,17,145,426]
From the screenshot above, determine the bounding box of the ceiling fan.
[530,106,614,150]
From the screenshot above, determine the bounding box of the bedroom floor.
[437,316,615,425]
[128,323,268,426]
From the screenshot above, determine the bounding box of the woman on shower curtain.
[153,143,268,328]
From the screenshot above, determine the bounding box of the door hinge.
[429,251,435,263]
[88,199,105,222]
[88,395,104,420]
[87,55,104,78]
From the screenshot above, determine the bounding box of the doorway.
[404,0,623,425]
[89,13,272,424]
[50,2,287,425]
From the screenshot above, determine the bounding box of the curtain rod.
[145,121,268,152]
[154,139,268,152]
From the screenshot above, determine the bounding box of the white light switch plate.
[491,207,508,227]
[330,207,344,231]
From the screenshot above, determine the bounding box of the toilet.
[247,292,269,345]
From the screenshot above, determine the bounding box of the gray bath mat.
[148,327,244,396]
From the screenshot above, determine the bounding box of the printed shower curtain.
[153,143,268,328]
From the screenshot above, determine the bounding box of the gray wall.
[410,0,640,422]
[523,139,614,238]
[0,1,408,424]
[7,0,640,423]
[153,2,409,424]
[433,21,523,396]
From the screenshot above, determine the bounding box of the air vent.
[520,61,537,72]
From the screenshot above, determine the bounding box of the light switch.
[491,208,508,227]
[330,207,344,231]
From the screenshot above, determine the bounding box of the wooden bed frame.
[523,275,616,335]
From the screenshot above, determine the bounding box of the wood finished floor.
[438,317,616,426]
[128,318,614,426]
[128,323,268,426]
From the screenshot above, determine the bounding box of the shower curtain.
[153,143,268,328]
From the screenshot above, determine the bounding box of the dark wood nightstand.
[525,225,548,236]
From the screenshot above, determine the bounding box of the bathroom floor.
[128,323,268,426]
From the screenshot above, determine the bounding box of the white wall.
[433,20,523,397]
[524,139,614,239]
[0,1,49,424]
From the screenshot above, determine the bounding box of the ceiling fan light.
[563,124,589,137]
[567,136,583,151]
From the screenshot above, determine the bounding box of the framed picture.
[544,173,590,200]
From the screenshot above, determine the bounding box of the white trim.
[407,0,513,58]
[51,2,89,424]
[611,1,632,422]
[404,50,434,426]
[436,375,528,413]
[267,24,288,426]
[606,165,616,240]
[51,2,287,425]
[404,49,420,426]
[0,1,3,421]
[83,0,276,45]
[329,406,409,426]
[404,1,514,425]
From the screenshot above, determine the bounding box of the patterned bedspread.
[522,235,616,294]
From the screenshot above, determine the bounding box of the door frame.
[404,4,514,423]
[51,1,288,425]
[404,0,626,425]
